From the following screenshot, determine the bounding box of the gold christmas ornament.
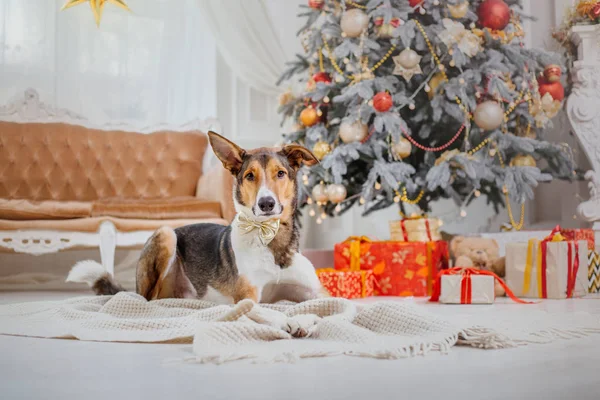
[300,107,319,127]
[392,138,412,159]
[312,141,331,160]
[326,184,347,203]
[392,48,423,81]
[312,183,329,203]
[510,154,536,167]
[448,1,469,19]
[473,100,504,131]
[339,121,368,143]
[62,0,130,27]
[340,9,369,38]
[428,73,446,100]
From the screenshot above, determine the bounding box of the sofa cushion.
[91,197,221,220]
[0,121,208,201]
[0,199,92,220]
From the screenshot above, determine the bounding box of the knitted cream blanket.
[1,293,599,364]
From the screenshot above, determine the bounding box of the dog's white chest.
[230,227,280,299]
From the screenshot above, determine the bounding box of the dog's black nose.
[258,197,276,213]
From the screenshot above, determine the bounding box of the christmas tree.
[277,0,575,228]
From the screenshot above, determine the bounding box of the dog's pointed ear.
[281,144,319,169]
[208,131,246,174]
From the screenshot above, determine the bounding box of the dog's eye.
[245,172,254,181]
[277,170,286,178]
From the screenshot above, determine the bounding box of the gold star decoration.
[392,51,423,81]
[62,0,131,27]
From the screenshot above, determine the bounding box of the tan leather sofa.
[0,119,234,274]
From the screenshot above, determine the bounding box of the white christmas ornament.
[438,18,482,58]
[448,1,469,19]
[339,121,368,143]
[474,101,504,131]
[312,183,329,203]
[326,184,347,203]
[340,9,369,38]
[392,48,423,81]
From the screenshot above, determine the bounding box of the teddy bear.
[449,236,506,297]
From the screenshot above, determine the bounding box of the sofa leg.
[99,221,117,276]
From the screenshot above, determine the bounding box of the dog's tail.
[66,260,125,295]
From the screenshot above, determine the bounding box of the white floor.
[1,291,599,400]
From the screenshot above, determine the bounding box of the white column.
[567,25,600,242]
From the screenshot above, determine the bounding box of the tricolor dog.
[67,132,326,335]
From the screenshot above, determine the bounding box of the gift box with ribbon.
[316,268,376,299]
[430,267,531,304]
[589,250,600,293]
[334,236,449,297]
[389,216,442,242]
[505,226,588,299]
[560,228,595,251]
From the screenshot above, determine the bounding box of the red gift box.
[316,268,375,299]
[560,228,595,251]
[334,236,449,296]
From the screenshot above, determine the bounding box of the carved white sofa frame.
[0,89,222,276]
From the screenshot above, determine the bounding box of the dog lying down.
[67,132,328,337]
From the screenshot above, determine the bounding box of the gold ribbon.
[523,239,536,296]
[237,213,280,246]
[343,236,371,271]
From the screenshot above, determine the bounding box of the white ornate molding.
[567,25,600,229]
[0,88,223,133]
[0,88,87,123]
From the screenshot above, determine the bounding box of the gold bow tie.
[237,213,280,246]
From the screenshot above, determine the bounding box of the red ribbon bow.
[430,267,533,304]
[538,225,580,299]
[373,17,401,27]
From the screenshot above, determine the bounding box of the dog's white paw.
[284,314,321,338]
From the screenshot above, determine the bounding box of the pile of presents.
[316,216,599,304]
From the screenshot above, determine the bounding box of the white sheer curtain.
[0,0,217,127]
[197,0,287,96]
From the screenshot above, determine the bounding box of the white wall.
[0,0,217,126]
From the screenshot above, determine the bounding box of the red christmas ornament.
[478,0,511,31]
[592,4,600,19]
[308,0,324,10]
[537,77,565,102]
[312,72,332,84]
[409,0,424,7]
[543,65,562,83]
[373,92,393,112]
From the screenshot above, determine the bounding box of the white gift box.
[439,274,495,304]
[505,240,588,299]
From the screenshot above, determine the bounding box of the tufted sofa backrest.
[0,121,208,201]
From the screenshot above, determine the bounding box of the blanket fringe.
[458,327,518,349]
[459,324,600,349]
